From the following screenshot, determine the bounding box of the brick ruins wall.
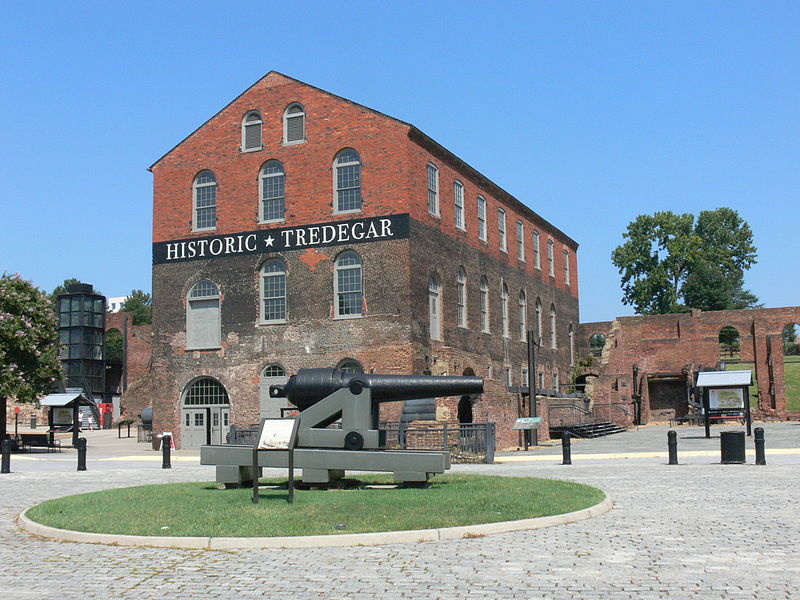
[577,307,800,424]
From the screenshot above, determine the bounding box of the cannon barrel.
[271,368,484,411]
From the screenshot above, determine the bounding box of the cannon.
[201,368,484,485]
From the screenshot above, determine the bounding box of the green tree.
[611,208,757,314]
[121,289,152,325]
[49,278,82,310]
[0,274,63,436]
[682,262,760,312]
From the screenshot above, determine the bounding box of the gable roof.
[148,71,578,247]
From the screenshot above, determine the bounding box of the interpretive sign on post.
[252,418,300,505]
[512,417,542,430]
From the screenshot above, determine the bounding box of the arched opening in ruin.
[719,326,741,360]
[783,323,800,356]
[589,333,606,356]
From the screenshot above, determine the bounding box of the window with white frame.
[260,160,285,222]
[192,170,217,231]
[498,209,507,252]
[336,358,364,374]
[487,363,494,379]
[456,267,467,328]
[516,221,525,261]
[535,297,542,340]
[427,163,439,215]
[261,259,287,323]
[522,367,529,389]
[568,324,575,366]
[504,365,512,388]
[477,195,487,241]
[480,276,490,333]
[533,230,541,269]
[518,290,527,341]
[428,274,442,340]
[242,111,262,152]
[259,364,288,418]
[564,249,571,286]
[552,370,559,392]
[454,181,465,229]
[500,281,510,338]
[284,103,305,144]
[334,251,363,317]
[547,239,555,277]
[538,371,545,389]
[334,149,362,213]
[186,280,221,349]
[549,303,557,349]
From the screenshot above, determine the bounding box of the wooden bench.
[18,433,61,452]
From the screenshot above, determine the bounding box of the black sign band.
[152,214,410,265]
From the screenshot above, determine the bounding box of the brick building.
[146,72,579,449]
[577,306,800,425]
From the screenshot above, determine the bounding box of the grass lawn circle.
[22,474,608,548]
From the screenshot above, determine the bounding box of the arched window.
[516,221,525,261]
[284,103,305,144]
[547,239,555,277]
[498,209,507,252]
[563,249,571,286]
[456,267,467,328]
[719,326,741,359]
[259,364,288,419]
[183,377,229,405]
[186,280,221,350]
[518,290,527,341]
[429,274,442,340]
[261,259,287,323]
[192,170,217,231]
[477,195,487,241]
[480,276,490,333]
[590,333,606,356]
[334,251,363,317]
[242,111,262,151]
[533,230,541,269]
[454,181,465,229]
[568,324,575,366]
[549,304,557,349]
[427,163,439,215]
[500,282,510,338]
[552,370,559,393]
[260,160,285,222]
[535,298,543,340]
[334,149,362,213]
[336,358,364,374]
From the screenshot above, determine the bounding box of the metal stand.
[667,430,678,465]
[1,438,11,474]
[76,437,87,471]
[562,432,572,465]
[162,435,172,469]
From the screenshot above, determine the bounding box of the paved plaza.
[1,423,798,599]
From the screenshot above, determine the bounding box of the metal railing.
[547,402,593,428]
[226,422,496,464]
[591,402,631,422]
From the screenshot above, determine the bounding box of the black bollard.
[754,427,766,465]
[668,429,678,465]
[562,432,572,465]
[162,435,172,469]
[76,437,87,471]
[1,437,12,474]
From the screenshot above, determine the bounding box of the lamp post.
[526,329,539,447]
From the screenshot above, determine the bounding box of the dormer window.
[284,103,305,144]
[242,111,262,151]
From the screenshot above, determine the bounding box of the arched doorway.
[458,367,476,424]
[259,364,289,418]
[182,377,230,448]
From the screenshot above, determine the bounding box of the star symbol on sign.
[265,235,275,247]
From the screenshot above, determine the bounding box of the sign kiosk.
[696,370,753,439]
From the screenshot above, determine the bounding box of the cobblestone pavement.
[1,425,798,599]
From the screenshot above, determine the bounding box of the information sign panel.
[709,388,745,410]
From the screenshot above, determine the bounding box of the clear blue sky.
[2,1,798,323]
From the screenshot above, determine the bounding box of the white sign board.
[256,419,296,450]
[709,388,745,410]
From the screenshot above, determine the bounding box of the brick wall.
[577,306,800,424]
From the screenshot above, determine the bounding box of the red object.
[13,407,20,414]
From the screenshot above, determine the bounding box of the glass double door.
[182,406,230,448]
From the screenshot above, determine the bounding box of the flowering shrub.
[0,273,62,405]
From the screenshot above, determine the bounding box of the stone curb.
[18,496,612,550]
